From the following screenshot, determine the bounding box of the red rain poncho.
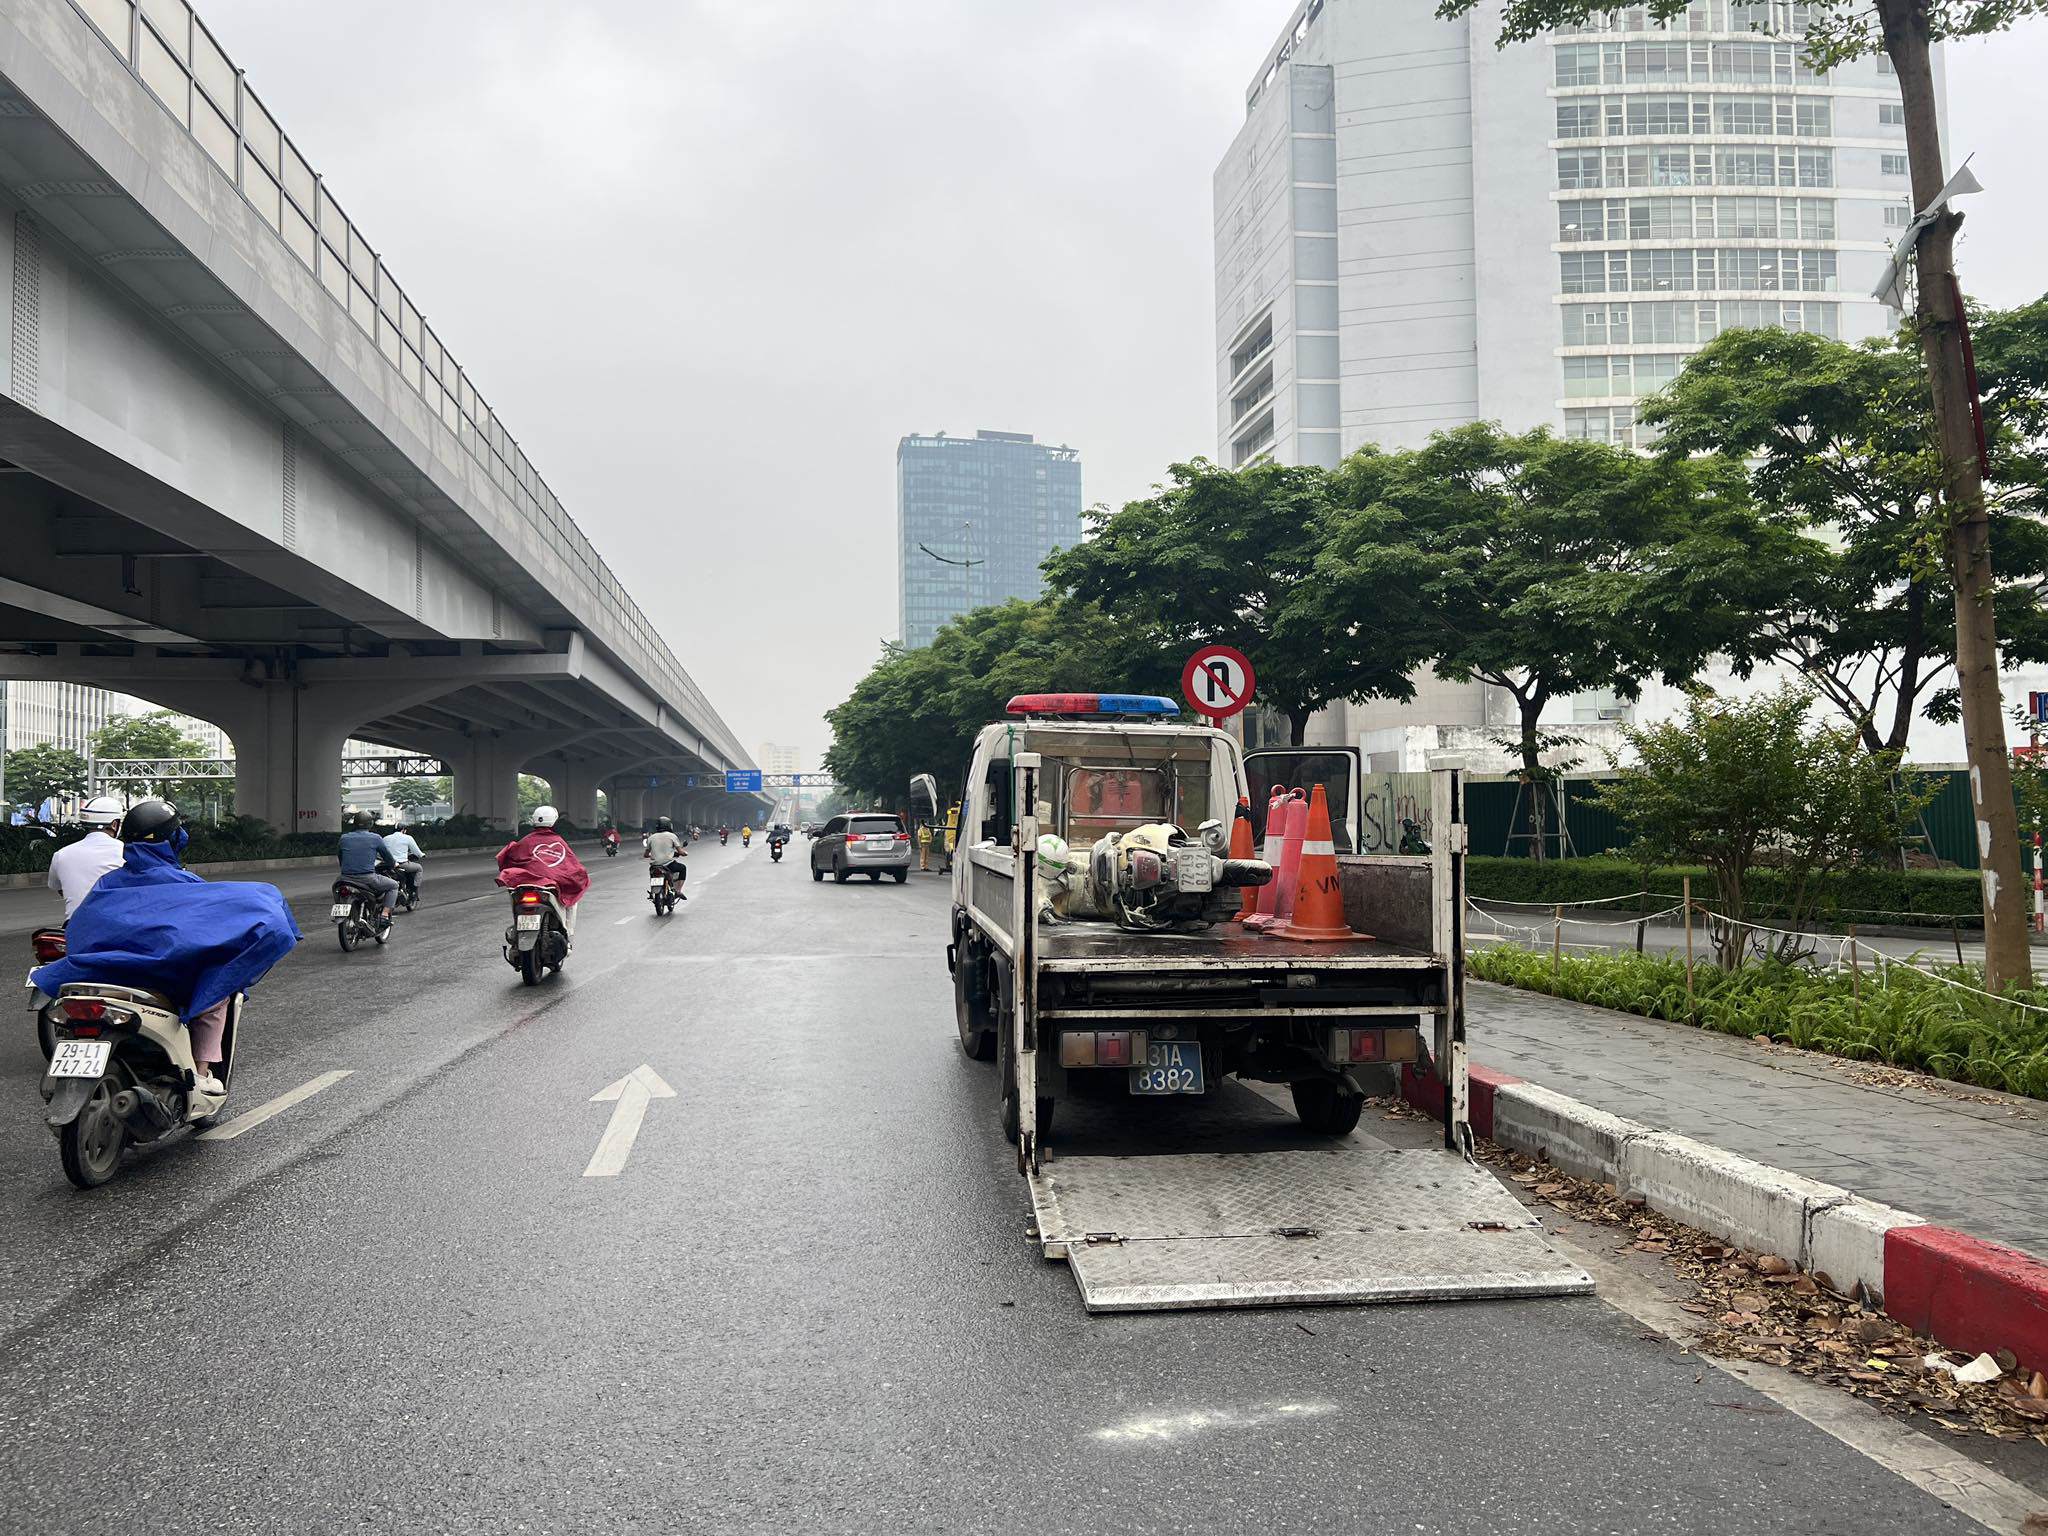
[495,829,590,905]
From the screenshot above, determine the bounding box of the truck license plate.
[515,914,543,930]
[1129,1041,1204,1096]
[48,1039,112,1079]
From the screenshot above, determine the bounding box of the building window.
[1881,153,1909,176]
[1229,311,1273,378]
[1556,43,1602,86]
[1884,203,1911,227]
[1232,411,1276,467]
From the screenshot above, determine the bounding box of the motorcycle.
[27,927,66,1060]
[720,829,729,846]
[741,830,752,849]
[647,862,684,916]
[504,883,570,985]
[39,982,242,1188]
[769,840,784,864]
[393,866,419,914]
[604,837,619,858]
[331,875,392,951]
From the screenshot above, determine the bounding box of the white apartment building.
[0,681,226,760]
[1213,0,1976,769]
[757,742,804,776]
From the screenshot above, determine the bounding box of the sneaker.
[193,1072,226,1096]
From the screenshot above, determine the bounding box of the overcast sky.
[197,0,2047,769]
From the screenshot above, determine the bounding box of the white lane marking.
[196,1070,353,1142]
[1561,1229,2041,1535]
[1094,1401,1337,1444]
[614,915,638,926]
[641,952,931,964]
[583,1064,675,1178]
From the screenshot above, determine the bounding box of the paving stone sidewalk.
[1466,980,2048,1258]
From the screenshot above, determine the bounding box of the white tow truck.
[946,691,1590,1312]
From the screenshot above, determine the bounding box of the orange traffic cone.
[1275,784,1370,943]
[1229,797,1257,921]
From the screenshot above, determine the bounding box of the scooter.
[39,982,242,1188]
[720,829,730,846]
[769,840,784,864]
[27,927,65,1060]
[647,861,685,916]
[604,838,619,858]
[331,875,392,951]
[504,883,570,986]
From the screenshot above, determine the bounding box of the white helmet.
[531,805,558,828]
[79,795,123,829]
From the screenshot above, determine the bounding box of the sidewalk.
[1467,981,2048,1258]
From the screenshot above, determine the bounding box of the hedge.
[1469,945,2048,1101]
[1465,856,1985,930]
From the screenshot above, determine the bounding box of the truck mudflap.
[1026,1147,1592,1313]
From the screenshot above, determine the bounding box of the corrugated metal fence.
[1464,769,1984,868]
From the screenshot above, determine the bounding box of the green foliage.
[1467,855,1985,927]
[516,774,552,818]
[3,744,88,808]
[1470,945,2048,1101]
[1640,318,2048,752]
[90,710,216,801]
[385,777,442,811]
[823,596,1178,807]
[1045,458,1417,742]
[1595,685,1934,963]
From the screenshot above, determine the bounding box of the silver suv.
[811,812,911,884]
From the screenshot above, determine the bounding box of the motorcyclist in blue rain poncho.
[31,800,300,1093]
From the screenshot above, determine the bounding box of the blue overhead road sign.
[726,770,764,793]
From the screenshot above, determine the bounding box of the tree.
[517,774,552,820]
[386,777,442,812]
[1641,317,2048,757]
[91,711,210,801]
[1433,0,2046,986]
[1310,424,1791,857]
[1596,687,1934,968]
[823,595,1181,807]
[3,744,88,811]
[1043,459,1420,743]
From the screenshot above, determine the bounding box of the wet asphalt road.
[0,844,2010,1534]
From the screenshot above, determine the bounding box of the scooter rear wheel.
[59,1078,127,1189]
[519,947,544,986]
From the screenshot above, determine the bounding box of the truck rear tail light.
[1058,1030,1149,1068]
[1328,1027,1420,1064]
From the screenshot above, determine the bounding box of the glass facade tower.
[896,431,1083,650]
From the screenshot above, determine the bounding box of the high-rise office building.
[1214,0,1934,764]
[758,743,803,776]
[897,430,1083,650]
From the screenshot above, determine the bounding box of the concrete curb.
[1401,1060,2048,1373]
[0,846,502,889]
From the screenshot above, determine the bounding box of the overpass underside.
[0,0,764,831]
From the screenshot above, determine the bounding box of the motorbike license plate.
[1129,1041,1205,1096]
[515,913,543,930]
[329,903,353,918]
[48,1039,113,1079]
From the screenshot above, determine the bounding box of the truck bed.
[1038,920,1436,974]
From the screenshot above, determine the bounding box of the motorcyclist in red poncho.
[495,805,590,936]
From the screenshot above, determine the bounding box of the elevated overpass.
[0,0,767,830]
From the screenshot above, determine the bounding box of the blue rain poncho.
[31,835,301,1020]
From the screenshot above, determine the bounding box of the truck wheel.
[998,1017,1054,1145]
[954,950,996,1061]
[1291,1079,1364,1137]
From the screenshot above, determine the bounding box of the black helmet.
[118,798,180,844]
[656,816,673,831]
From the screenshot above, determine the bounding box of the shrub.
[1469,944,2048,1101]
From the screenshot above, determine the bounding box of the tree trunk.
[1520,695,1548,863]
[1288,706,1311,746]
[1883,8,2030,988]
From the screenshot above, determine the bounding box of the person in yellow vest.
[916,820,933,871]
[943,803,960,872]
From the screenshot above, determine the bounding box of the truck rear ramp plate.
[1027,1148,1593,1313]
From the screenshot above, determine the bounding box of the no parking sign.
[1182,644,1255,723]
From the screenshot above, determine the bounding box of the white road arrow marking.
[582,1064,675,1178]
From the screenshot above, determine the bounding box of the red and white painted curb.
[1402,1062,2048,1374]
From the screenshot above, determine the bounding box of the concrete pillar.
[135,675,440,834]
[419,730,573,830]
[609,783,647,828]
[528,755,611,830]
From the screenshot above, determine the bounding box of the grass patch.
[1468,943,2048,1102]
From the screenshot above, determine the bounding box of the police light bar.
[1004,693,1180,718]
